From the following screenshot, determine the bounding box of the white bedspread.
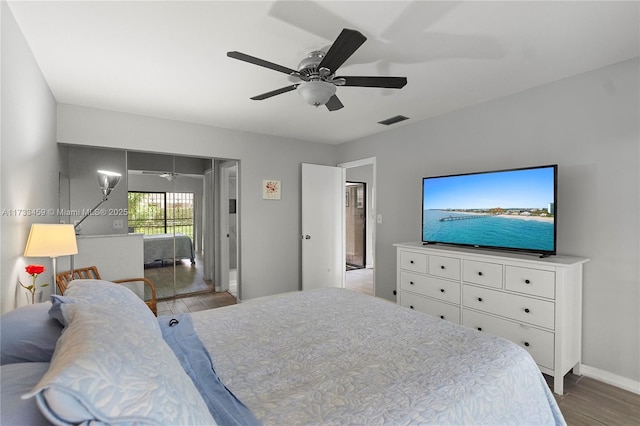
[190,288,565,426]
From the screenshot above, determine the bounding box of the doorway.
[346,182,366,269]
[340,158,375,297]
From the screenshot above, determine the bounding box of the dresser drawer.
[505,266,556,299]
[400,271,460,304]
[400,292,460,324]
[428,255,461,280]
[463,260,503,289]
[462,285,555,329]
[399,251,427,273]
[463,309,555,370]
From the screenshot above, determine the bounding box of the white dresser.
[394,242,589,395]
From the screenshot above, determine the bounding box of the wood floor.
[156,290,236,316]
[143,251,213,299]
[548,372,640,425]
[160,270,640,425]
[345,267,374,295]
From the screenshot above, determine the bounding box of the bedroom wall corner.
[1,1,59,314]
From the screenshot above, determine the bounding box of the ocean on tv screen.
[422,209,555,252]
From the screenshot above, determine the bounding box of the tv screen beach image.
[422,167,555,252]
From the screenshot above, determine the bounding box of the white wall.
[56,104,338,301]
[1,2,59,313]
[337,58,640,385]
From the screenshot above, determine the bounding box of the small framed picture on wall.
[262,179,281,200]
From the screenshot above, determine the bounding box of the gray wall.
[65,146,128,235]
[337,58,640,384]
[1,3,59,312]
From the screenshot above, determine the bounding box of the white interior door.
[302,163,344,290]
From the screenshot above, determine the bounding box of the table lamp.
[23,224,78,295]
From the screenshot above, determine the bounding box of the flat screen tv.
[422,165,557,256]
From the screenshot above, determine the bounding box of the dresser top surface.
[394,242,589,267]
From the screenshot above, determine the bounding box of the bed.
[143,232,195,264]
[1,281,566,426]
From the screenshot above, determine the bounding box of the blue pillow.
[0,302,63,365]
[0,362,51,425]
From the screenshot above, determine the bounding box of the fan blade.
[227,51,297,75]
[325,95,344,111]
[318,29,366,72]
[338,76,407,89]
[251,85,298,100]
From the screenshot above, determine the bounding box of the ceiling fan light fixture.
[161,173,177,182]
[229,28,406,111]
[297,81,336,107]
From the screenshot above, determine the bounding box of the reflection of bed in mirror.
[143,233,195,265]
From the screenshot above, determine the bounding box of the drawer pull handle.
[478,271,483,276]
[440,315,445,319]
[410,260,414,264]
[477,297,483,302]
[524,341,530,347]
[440,288,445,293]
[477,327,482,331]
[409,281,414,285]
[525,279,531,284]
[524,308,530,313]
[440,265,446,270]
[409,305,414,309]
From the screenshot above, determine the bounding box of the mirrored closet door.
[59,145,235,302]
[127,152,215,300]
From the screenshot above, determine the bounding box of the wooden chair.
[56,266,158,316]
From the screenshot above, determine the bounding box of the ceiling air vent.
[378,115,409,126]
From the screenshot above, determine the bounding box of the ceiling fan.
[141,171,180,182]
[227,28,407,111]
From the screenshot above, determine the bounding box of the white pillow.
[24,303,216,425]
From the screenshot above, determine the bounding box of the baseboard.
[581,364,640,395]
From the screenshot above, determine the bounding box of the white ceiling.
[7,1,639,145]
